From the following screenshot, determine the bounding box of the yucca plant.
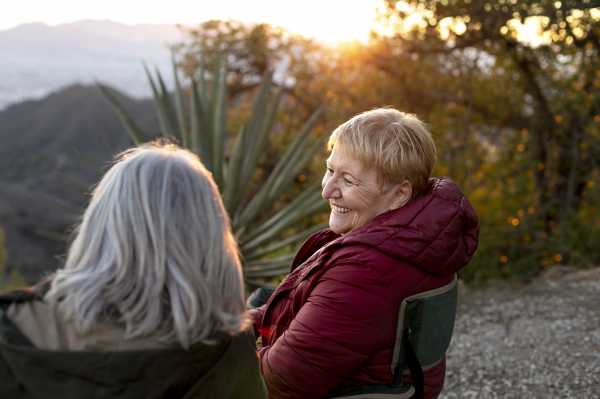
[0,226,27,290]
[90,55,329,288]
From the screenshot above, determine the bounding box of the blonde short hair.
[46,142,247,348]
[328,108,436,200]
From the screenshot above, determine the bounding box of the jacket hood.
[338,177,479,276]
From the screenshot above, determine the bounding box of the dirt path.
[440,266,600,399]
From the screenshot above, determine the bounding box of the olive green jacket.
[0,281,268,399]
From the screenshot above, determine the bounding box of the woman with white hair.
[249,108,479,399]
[0,142,268,399]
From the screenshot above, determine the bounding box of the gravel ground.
[440,266,600,399]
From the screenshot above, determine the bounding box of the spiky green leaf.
[235,99,328,232]
[190,78,212,169]
[244,267,292,278]
[172,55,189,148]
[59,173,93,194]
[244,279,278,290]
[143,64,176,139]
[268,129,328,203]
[244,221,329,261]
[222,126,246,217]
[241,189,328,252]
[156,68,179,140]
[238,72,273,188]
[96,83,147,145]
[198,54,210,108]
[61,141,105,175]
[242,179,322,243]
[211,55,226,190]
[41,194,84,214]
[244,253,296,270]
[36,230,72,244]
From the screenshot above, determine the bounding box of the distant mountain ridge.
[0,20,184,58]
[0,19,188,110]
[0,84,157,281]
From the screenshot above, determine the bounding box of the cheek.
[348,189,384,223]
[351,188,377,208]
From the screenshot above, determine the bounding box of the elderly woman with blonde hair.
[249,108,479,399]
[0,143,267,399]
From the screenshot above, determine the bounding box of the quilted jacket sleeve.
[248,305,267,339]
[258,261,394,399]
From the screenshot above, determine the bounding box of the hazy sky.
[2,0,380,43]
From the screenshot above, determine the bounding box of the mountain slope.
[0,85,157,281]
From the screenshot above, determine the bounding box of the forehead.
[327,147,376,179]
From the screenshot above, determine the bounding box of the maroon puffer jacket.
[249,177,479,399]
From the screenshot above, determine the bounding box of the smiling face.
[321,147,412,235]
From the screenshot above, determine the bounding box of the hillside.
[0,85,157,280]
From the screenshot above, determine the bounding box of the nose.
[322,173,340,200]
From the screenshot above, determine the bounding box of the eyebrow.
[326,159,358,180]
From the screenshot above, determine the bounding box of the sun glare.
[1,0,379,44]
[3,1,563,47]
[508,17,551,47]
[377,1,552,46]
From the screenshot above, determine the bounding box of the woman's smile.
[331,203,352,213]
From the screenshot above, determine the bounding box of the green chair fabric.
[325,383,415,399]
[391,274,458,376]
[246,288,276,310]
[325,275,458,399]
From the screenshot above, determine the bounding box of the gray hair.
[46,142,247,348]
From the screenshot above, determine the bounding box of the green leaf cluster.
[171,11,600,285]
[0,227,27,291]
[367,0,600,283]
[94,57,330,288]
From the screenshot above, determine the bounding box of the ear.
[389,180,412,210]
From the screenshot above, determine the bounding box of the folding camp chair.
[246,287,275,310]
[326,275,458,399]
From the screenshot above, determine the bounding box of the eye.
[326,167,334,175]
[343,178,353,185]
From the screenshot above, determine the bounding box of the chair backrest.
[246,287,276,310]
[391,274,458,375]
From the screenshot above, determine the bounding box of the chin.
[329,227,345,235]
[329,220,350,235]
